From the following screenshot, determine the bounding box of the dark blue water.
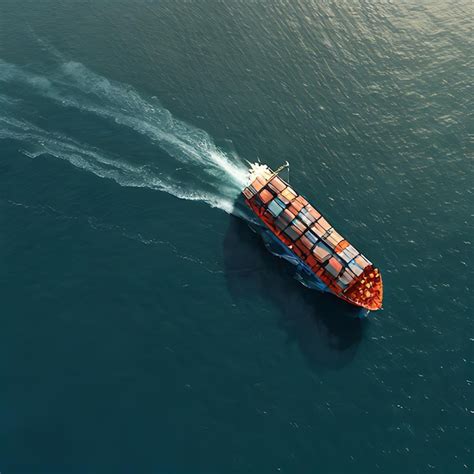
[0,1,472,473]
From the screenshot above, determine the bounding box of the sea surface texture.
[0,1,472,473]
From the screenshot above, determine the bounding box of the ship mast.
[270,161,290,182]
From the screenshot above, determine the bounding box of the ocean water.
[0,1,472,473]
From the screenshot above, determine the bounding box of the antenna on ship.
[270,161,290,182]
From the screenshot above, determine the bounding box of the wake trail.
[0,59,250,216]
[0,115,238,213]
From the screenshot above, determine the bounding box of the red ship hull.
[242,164,383,311]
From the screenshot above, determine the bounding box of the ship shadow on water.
[223,215,367,371]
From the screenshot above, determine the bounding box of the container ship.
[242,163,383,311]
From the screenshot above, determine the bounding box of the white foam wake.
[0,115,239,213]
[0,59,249,214]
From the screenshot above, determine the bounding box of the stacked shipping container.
[243,165,383,311]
